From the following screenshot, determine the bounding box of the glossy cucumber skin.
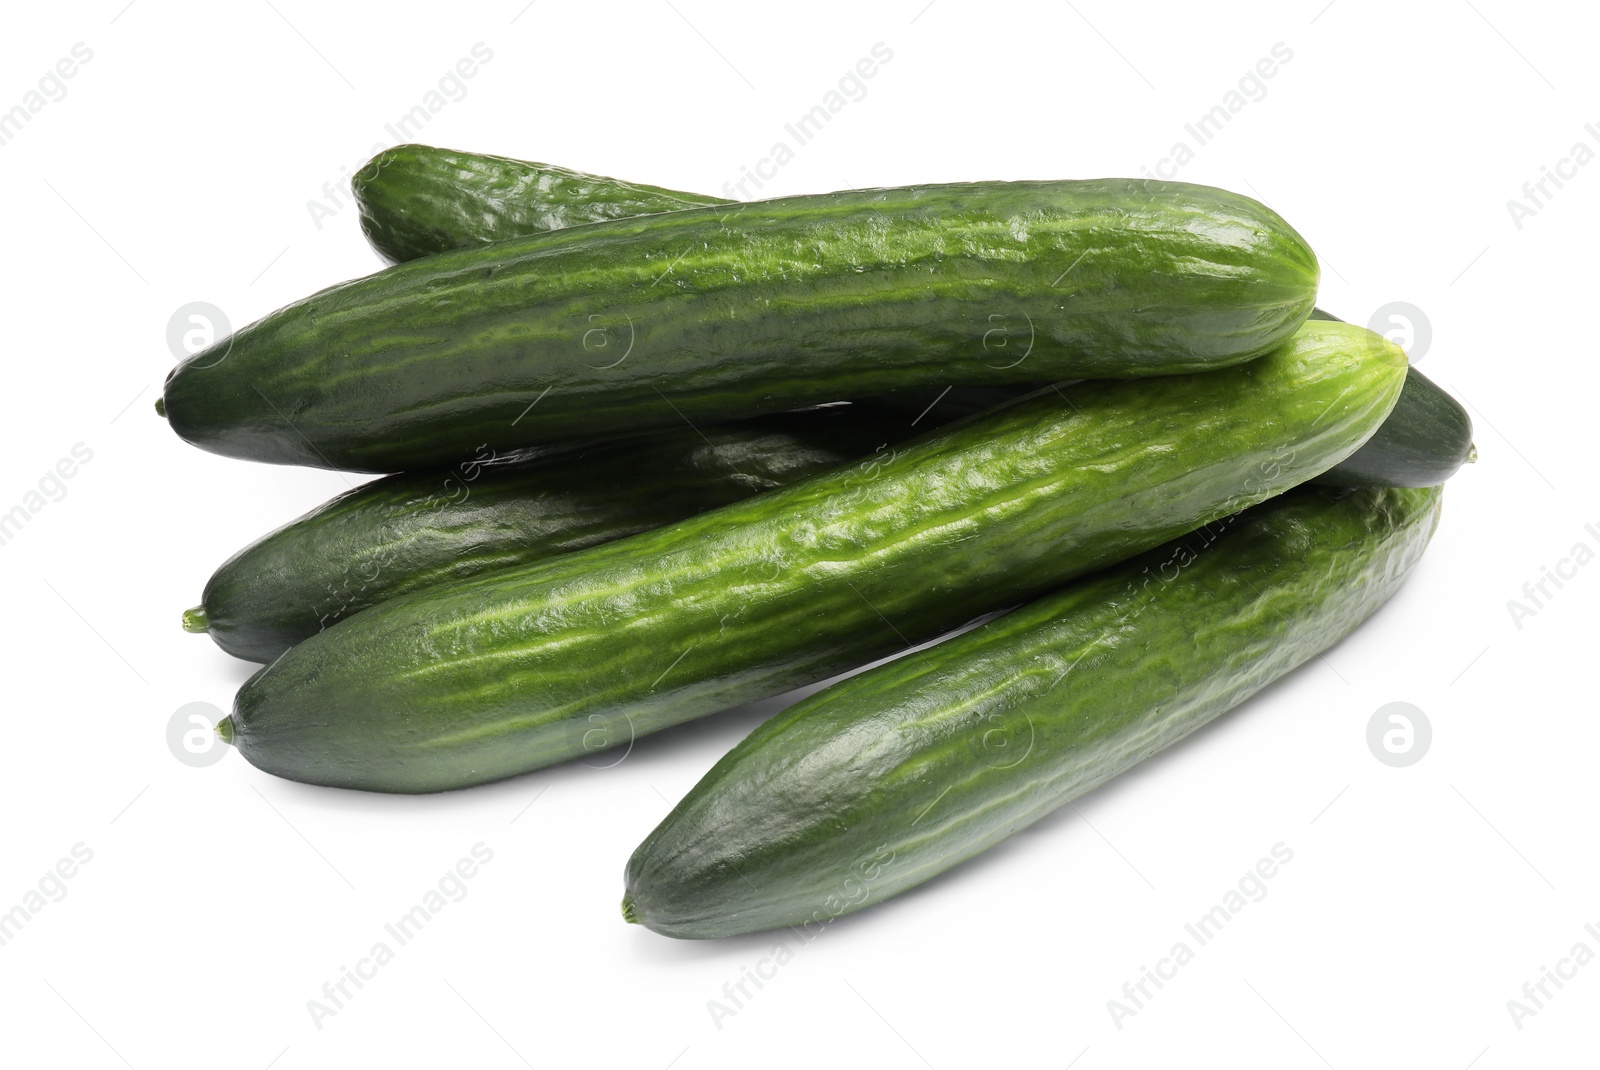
[1304,310,1475,487]
[195,406,905,664]
[1313,365,1474,486]
[857,382,1046,423]
[864,310,1475,488]
[221,320,1404,793]
[162,179,1318,473]
[353,144,724,263]
[623,482,1443,938]
[349,157,1471,490]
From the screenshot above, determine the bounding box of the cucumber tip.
[154,396,166,419]
[621,895,638,924]
[215,715,235,746]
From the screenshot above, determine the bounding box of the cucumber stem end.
[182,605,209,633]
[216,715,235,746]
[620,895,638,924]
[154,396,166,419]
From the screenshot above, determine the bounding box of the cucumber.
[866,309,1478,489]
[864,303,1472,489]
[217,320,1404,793]
[188,406,902,664]
[856,382,1045,423]
[861,308,1477,488]
[161,179,1318,473]
[1305,309,1476,487]
[349,152,1470,489]
[353,144,723,264]
[1314,365,1475,486]
[623,481,1443,938]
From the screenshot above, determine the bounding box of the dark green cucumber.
[862,309,1476,488]
[857,382,1046,422]
[623,481,1442,938]
[349,157,1468,489]
[217,320,1404,793]
[353,144,724,264]
[161,179,1318,473]
[1316,366,1474,487]
[351,151,1044,427]
[189,406,906,664]
[1305,309,1476,487]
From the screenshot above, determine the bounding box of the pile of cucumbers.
[165,145,1473,939]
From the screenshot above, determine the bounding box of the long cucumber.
[348,145,1472,488]
[353,144,724,263]
[188,406,905,663]
[1305,309,1475,487]
[161,179,1317,472]
[218,320,1404,793]
[624,481,1443,937]
[863,322,1478,490]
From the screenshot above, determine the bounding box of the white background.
[1,1,1595,1066]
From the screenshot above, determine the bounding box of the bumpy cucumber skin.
[162,179,1318,473]
[1314,364,1474,487]
[197,407,905,664]
[353,145,724,264]
[346,155,1469,490]
[223,321,1404,794]
[623,482,1442,938]
[1307,307,1475,487]
[862,309,1475,489]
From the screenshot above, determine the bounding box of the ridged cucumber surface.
[219,320,1404,793]
[1312,365,1475,486]
[623,482,1443,938]
[1305,309,1476,487]
[357,151,1039,429]
[348,153,1468,489]
[353,144,723,263]
[866,309,1477,488]
[162,179,1318,472]
[190,406,904,664]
